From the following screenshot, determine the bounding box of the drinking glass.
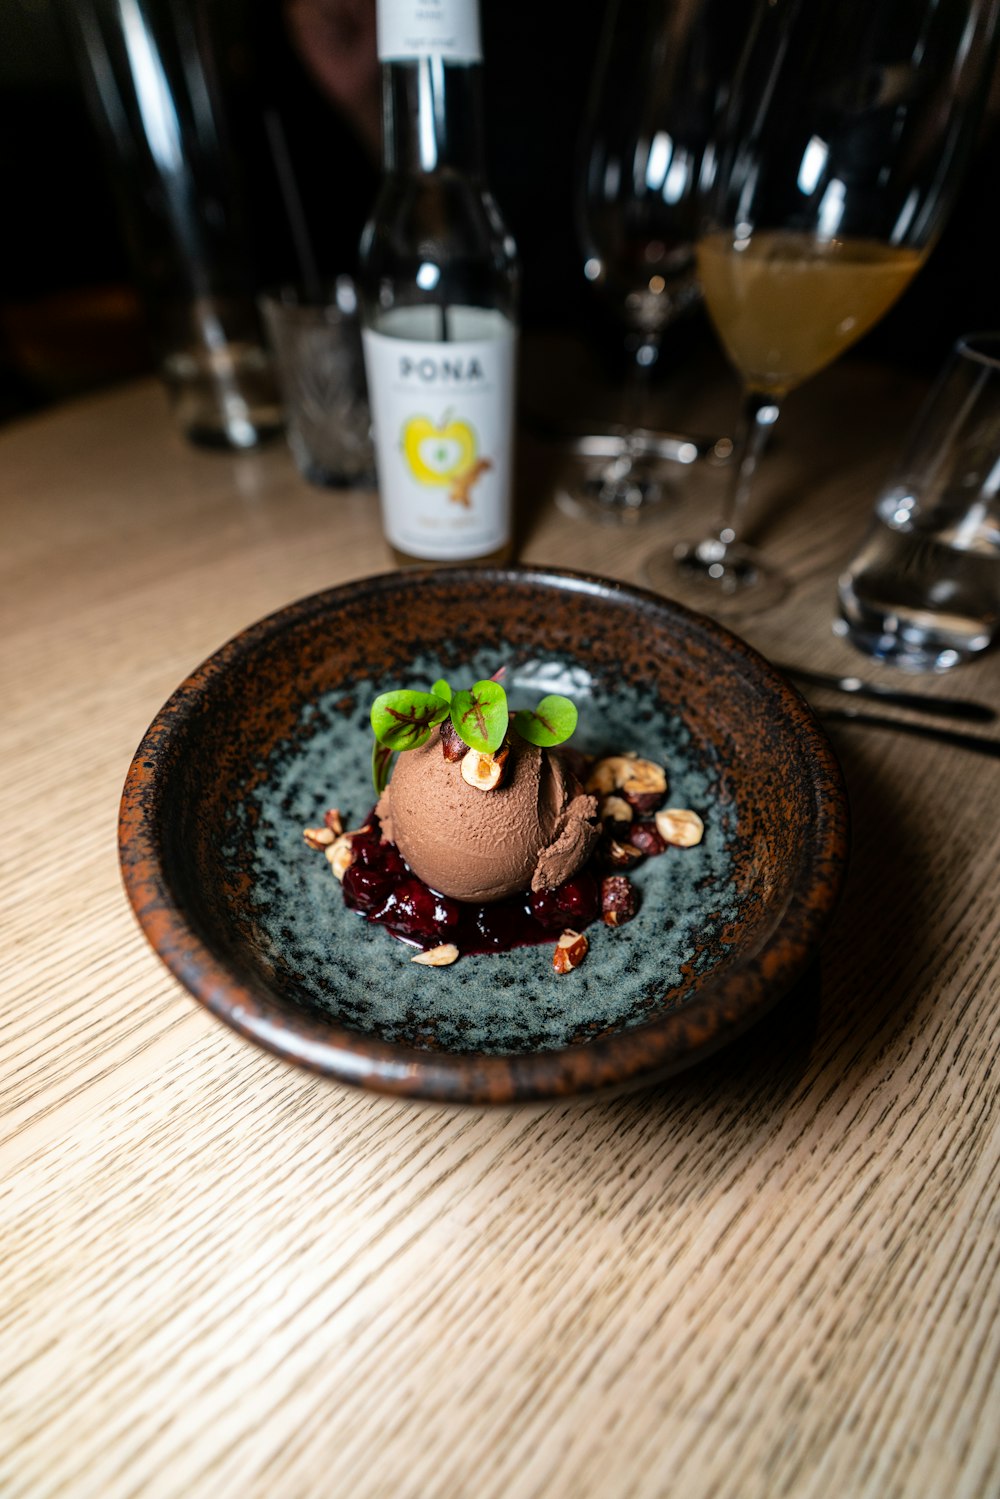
[645,0,1000,612]
[836,333,1000,670]
[559,0,741,524]
[261,279,374,487]
[66,0,281,449]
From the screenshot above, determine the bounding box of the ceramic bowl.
[119,567,848,1104]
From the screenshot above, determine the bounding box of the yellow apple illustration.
[402,413,477,487]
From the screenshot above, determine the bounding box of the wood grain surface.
[2,344,999,1499]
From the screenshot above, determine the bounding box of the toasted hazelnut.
[586,755,633,796]
[655,808,705,848]
[599,794,633,829]
[439,720,466,762]
[553,929,589,973]
[411,943,460,967]
[460,744,509,791]
[629,821,666,857]
[303,825,335,850]
[619,758,668,813]
[604,838,643,869]
[325,832,356,880]
[324,808,344,835]
[602,874,638,927]
[586,754,667,812]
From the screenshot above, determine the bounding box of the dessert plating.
[303,670,704,972]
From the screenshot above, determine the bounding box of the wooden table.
[3,345,999,1499]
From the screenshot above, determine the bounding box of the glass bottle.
[360,0,519,566]
[66,0,282,450]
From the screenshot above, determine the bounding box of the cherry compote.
[341,813,600,954]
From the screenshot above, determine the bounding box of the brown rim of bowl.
[119,565,849,1105]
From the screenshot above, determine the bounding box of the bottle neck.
[381,58,486,177]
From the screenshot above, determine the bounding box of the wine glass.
[558,0,744,525]
[645,0,1000,610]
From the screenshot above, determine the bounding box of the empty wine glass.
[645,0,1000,612]
[558,0,743,524]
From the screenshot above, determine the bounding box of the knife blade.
[775,662,996,724]
[821,708,1000,757]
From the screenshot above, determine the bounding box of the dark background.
[1,0,998,424]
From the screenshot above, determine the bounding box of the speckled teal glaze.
[119,567,849,1104]
[240,647,737,1053]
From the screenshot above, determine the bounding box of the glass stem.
[595,337,658,506]
[614,334,660,457]
[717,388,781,548]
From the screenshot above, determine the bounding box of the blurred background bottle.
[359,0,519,566]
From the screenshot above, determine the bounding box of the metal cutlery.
[821,707,1000,757]
[776,662,996,724]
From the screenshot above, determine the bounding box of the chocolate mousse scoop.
[376,733,599,903]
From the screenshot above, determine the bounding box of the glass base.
[183,415,282,451]
[164,340,282,451]
[556,460,676,527]
[296,461,376,488]
[833,610,995,674]
[836,558,999,671]
[645,536,790,617]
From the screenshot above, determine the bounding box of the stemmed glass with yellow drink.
[645,0,1000,615]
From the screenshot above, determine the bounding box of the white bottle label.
[377,0,482,62]
[363,308,515,560]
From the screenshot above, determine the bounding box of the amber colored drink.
[696,230,924,395]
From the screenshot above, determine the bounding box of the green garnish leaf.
[513,694,578,747]
[371,689,450,751]
[369,672,578,783]
[372,740,394,795]
[450,680,509,754]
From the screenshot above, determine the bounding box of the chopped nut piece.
[629,821,666,857]
[620,758,668,813]
[655,808,705,848]
[439,720,466,762]
[411,943,460,967]
[324,808,344,835]
[325,832,356,880]
[599,794,633,829]
[586,754,667,813]
[460,744,509,791]
[586,756,631,796]
[553,929,589,973]
[622,759,666,791]
[604,838,643,869]
[303,825,335,850]
[602,874,638,926]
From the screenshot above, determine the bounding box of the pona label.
[399,355,486,383]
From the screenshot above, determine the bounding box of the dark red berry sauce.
[341,812,600,954]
